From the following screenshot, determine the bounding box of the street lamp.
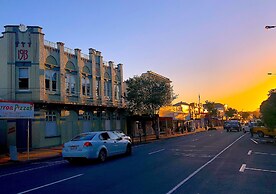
[265,25,276,29]
[268,72,276,76]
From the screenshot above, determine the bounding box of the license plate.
[70,146,78,150]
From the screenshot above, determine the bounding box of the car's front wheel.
[98,149,107,162]
[257,131,264,138]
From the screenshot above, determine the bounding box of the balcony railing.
[64,47,75,55]
[44,40,57,49]
[81,53,89,60]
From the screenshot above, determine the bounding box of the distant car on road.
[62,131,132,163]
[224,120,242,132]
[242,123,250,133]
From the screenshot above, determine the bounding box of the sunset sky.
[1,0,276,111]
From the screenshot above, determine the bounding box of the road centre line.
[17,174,83,194]
[250,138,258,144]
[148,149,165,155]
[247,150,252,155]
[166,134,246,194]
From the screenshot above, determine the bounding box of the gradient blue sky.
[1,0,276,111]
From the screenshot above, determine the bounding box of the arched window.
[82,66,91,97]
[114,76,120,100]
[96,77,100,98]
[104,72,111,99]
[65,61,77,95]
[45,56,59,92]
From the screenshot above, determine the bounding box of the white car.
[242,123,250,133]
[62,131,132,163]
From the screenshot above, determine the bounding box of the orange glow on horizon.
[218,77,276,111]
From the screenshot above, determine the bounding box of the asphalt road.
[0,130,275,194]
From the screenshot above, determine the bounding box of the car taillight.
[84,142,92,147]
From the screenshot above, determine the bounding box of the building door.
[16,119,32,151]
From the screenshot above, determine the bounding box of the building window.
[18,68,29,90]
[45,70,57,92]
[82,75,91,96]
[104,80,108,97]
[104,80,111,99]
[46,111,56,121]
[96,78,100,98]
[83,112,91,120]
[114,84,120,100]
[65,74,76,95]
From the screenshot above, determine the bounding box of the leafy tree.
[205,101,218,118]
[126,75,176,115]
[225,107,237,118]
[240,111,250,120]
[204,101,218,128]
[260,92,276,130]
[125,75,177,138]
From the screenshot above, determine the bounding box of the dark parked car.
[224,120,242,132]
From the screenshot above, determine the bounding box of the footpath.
[0,127,209,166]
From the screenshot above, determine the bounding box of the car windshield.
[71,133,96,141]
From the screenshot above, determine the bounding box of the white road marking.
[239,164,247,172]
[239,164,276,174]
[32,161,67,165]
[17,174,83,194]
[0,161,66,178]
[250,138,258,144]
[245,167,276,173]
[254,152,276,156]
[166,134,246,194]
[148,149,165,155]
[133,144,144,148]
[177,153,213,158]
[247,150,252,155]
[181,145,196,147]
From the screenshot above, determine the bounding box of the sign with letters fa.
[0,101,34,118]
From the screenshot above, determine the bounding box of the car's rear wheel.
[98,149,107,162]
[257,131,264,138]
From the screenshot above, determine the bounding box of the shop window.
[45,111,58,137]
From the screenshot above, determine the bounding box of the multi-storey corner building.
[0,24,126,151]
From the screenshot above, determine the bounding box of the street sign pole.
[27,118,30,160]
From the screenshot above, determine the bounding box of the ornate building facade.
[0,24,126,151]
